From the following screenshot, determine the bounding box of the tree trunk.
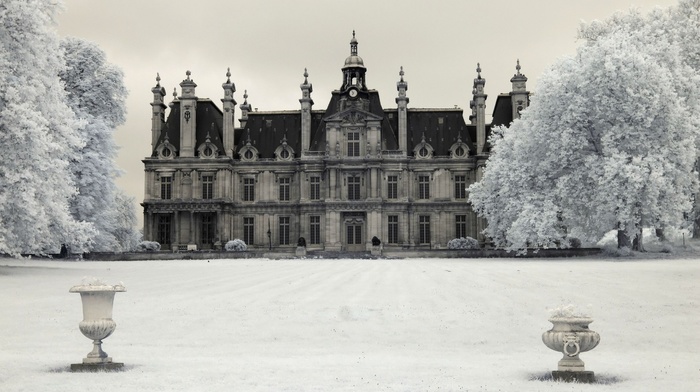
[655,227,666,242]
[632,228,645,252]
[617,229,631,248]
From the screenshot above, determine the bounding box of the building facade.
[142,33,529,251]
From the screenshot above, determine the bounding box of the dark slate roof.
[241,93,473,157]
[404,109,473,156]
[236,110,323,159]
[491,93,513,127]
[153,99,225,157]
[309,90,399,151]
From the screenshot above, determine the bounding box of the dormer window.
[197,140,219,159]
[240,146,258,162]
[413,134,434,159]
[274,136,295,161]
[197,130,219,159]
[449,135,470,159]
[239,132,259,162]
[156,139,175,160]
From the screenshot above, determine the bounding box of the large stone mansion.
[142,33,529,251]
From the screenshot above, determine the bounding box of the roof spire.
[350,30,358,56]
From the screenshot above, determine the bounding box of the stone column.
[189,211,195,245]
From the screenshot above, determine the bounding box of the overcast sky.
[55,0,678,228]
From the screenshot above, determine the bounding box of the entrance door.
[346,223,364,251]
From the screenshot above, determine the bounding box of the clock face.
[348,88,358,98]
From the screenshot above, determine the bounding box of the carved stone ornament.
[69,281,126,371]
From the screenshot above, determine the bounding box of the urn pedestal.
[69,282,126,372]
[542,317,600,383]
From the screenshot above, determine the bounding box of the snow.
[1,257,698,391]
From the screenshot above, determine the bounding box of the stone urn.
[542,317,600,382]
[70,281,126,371]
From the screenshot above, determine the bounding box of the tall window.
[202,175,213,199]
[347,224,362,244]
[348,176,361,200]
[279,177,290,201]
[456,214,467,239]
[419,215,431,244]
[310,176,321,200]
[161,176,172,200]
[388,215,399,244]
[387,175,398,199]
[418,175,430,199]
[279,217,290,245]
[454,175,466,199]
[201,213,215,246]
[243,217,254,245]
[157,215,171,245]
[309,215,321,245]
[243,178,255,201]
[347,131,360,157]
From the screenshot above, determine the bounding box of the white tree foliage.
[469,2,700,251]
[111,189,141,252]
[0,0,95,256]
[60,37,137,252]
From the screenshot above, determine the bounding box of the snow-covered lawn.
[1,257,697,391]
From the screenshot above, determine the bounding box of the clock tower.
[341,31,367,92]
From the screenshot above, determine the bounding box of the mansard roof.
[309,90,399,151]
[403,108,474,157]
[491,93,514,127]
[153,99,225,157]
[237,103,475,158]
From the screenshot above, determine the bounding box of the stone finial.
[516,59,521,75]
[303,68,309,84]
[350,30,358,55]
[399,66,404,82]
[173,87,177,100]
[476,63,482,78]
[226,67,231,83]
[155,73,161,87]
[243,90,248,104]
[186,70,191,80]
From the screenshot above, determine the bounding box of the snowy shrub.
[136,241,160,252]
[225,239,247,252]
[603,246,632,257]
[447,237,480,250]
[661,243,674,254]
[548,303,592,318]
[567,237,582,249]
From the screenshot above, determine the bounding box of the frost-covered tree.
[470,3,700,251]
[0,0,95,256]
[110,190,141,251]
[59,37,137,252]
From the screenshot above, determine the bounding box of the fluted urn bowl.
[70,283,126,364]
[542,317,600,372]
